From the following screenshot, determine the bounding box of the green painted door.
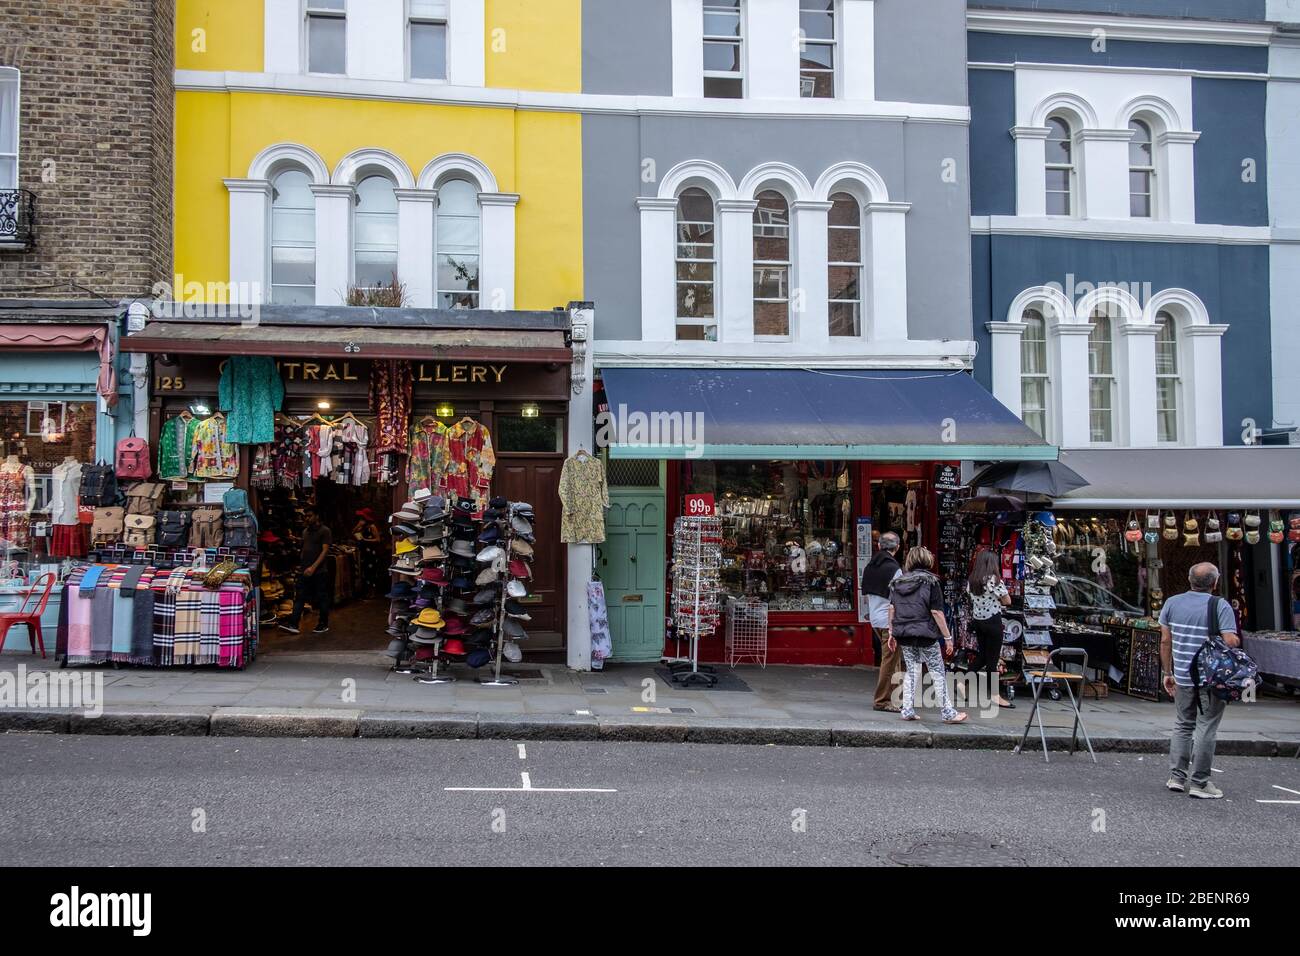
[602,489,666,663]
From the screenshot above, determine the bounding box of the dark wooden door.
[493,456,565,649]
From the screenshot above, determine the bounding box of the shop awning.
[1056,447,1300,509]
[122,319,571,364]
[599,368,1057,461]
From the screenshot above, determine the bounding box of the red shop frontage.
[597,367,1056,669]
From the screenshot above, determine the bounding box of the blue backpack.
[1190,595,1258,709]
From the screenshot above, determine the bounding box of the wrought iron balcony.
[0,188,36,249]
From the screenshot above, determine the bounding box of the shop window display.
[685,460,853,612]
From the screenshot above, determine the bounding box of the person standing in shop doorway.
[968,550,1014,709]
[888,546,967,723]
[1161,562,1239,799]
[862,532,904,712]
[280,507,333,635]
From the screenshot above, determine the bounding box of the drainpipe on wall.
[566,302,596,672]
[126,302,151,440]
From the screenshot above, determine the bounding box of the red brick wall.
[0,0,174,299]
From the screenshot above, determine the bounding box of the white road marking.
[1272,784,1300,796]
[521,771,531,789]
[444,787,619,793]
[517,744,527,760]
[1255,784,1300,805]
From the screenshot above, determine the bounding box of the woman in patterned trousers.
[887,546,967,723]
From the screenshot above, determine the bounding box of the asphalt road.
[0,735,1296,866]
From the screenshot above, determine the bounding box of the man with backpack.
[1160,562,1240,799]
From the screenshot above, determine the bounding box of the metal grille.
[606,459,660,488]
[725,597,768,668]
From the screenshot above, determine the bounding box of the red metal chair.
[0,572,56,659]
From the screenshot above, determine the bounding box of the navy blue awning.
[600,368,1057,461]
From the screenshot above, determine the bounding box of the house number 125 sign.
[684,494,715,516]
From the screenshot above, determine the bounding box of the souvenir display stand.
[669,515,722,687]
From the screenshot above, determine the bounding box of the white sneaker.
[1188,781,1223,799]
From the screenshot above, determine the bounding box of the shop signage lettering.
[162,360,510,387]
[276,362,360,382]
[414,364,508,384]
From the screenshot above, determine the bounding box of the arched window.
[1087,310,1115,443]
[269,168,317,305]
[1020,308,1049,439]
[436,178,480,309]
[675,187,717,341]
[1045,116,1074,217]
[1155,310,1180,443]
[752,189,790,338]
[828,192,862,337]
[353,174,398,291]
[1129,119,1154,219]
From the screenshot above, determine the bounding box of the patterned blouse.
[558,453,609,544]
[190,416,239,479]
[969,576,1010,621]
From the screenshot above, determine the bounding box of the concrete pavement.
[1,652,1296,753]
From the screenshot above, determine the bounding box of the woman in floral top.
[967,550,1013,709]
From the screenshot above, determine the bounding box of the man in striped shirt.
[1159,563,1239,800]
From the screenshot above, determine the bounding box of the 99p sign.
[684,494,715,517]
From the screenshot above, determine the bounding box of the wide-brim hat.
[417,525,449,544]
[510,538,534,557]
[421,503,447,524]
[391,562,421,577]
[451,575,473,590]
[411,596,433,609]
[259,530,282,545]
[419,544,446,563]
[415,608,446,628]
[413,646,437,661]
[510,515,534,536]
[506,579,528,598]
[443,618,468,636]
[419,567,448,584]
[356,507,378,523]
[392,523,420,538]
[450,539,476,558]
[391,503,421,523]
[409,629,441,645]
[470,608,496,627]
[394,538,417,556]
[472,586,500,605]
[475,566,501,586]
[413,488,434,503]
[509,558,532,579]
[476,524,501,545]
[386,582,415,600]
[445,597,469,616]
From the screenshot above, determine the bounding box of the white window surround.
[672,0,874,100]
[1012,68,1199,223]
[265,0,484,87]
[638,158,907,348]
[0,67,18,192]
[226,143,516,309]
[987,285,1226,449]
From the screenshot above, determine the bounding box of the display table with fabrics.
[1242,631,1300,683]
[55,560,258,669]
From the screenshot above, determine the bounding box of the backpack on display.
[189,506,225,549]
[223,513,257,550]
[222,488,250,517]
[123,513,156,548]
[1190,595,1258,709]
[79,463,118,507]
[157,510,192,548]
[115,436,152,480]
[124,481,166,516]
[90,506,125,544]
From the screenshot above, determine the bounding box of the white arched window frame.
[1087,309,1116,443]
[675,186,718,341]
[435,177,481,309]
[269,166,317,305]
[0,67,18,191]
[1128,119,1155,219]
[827,191,862,338]
[1154,310,1181,444]
[1044,115,1075,217]
[1020,308,1050,441]
[353,173,400,292]
[752,188,792,339]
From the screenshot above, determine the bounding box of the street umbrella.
[958,494,1027,514]
[969,460,1089,498]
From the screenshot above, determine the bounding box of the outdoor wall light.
[521,402,540,419]
[436,401,455,418]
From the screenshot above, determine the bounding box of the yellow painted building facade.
[172,0,583,310]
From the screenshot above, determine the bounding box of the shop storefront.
[78,306,579,665]
[599,367,1056,667]
[1051,446,1300,691]
[0,304,132,651]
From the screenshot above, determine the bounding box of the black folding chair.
[1014,647,1096,763]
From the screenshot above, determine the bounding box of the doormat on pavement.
[654,667,752,692]
[502,668,547,681]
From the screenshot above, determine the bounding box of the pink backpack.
[115,436,152,480]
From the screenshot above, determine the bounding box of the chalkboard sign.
[1127,627,1163,701]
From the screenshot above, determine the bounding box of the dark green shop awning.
[600,368,1057,461]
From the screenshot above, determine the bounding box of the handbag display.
[124,481,166,516]
[223,513,257,550]
[1162,511,1178,541]
[115,436,152,480]
[157,510,192,548]
[123,513,156,548]
[79,463,118,507]
[189,506,225,549]
[90,506,125,544]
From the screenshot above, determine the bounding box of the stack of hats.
[470,497,535,666]
[384,490,450,663]
[441,498,488,666]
